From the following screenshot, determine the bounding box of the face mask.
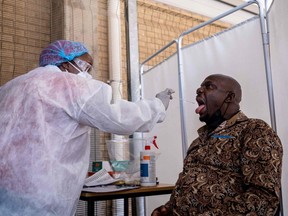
[77,71,93,79]
[68,61,93,79]
[204,94,230,131]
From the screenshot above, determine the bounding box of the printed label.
[140,163,149,177]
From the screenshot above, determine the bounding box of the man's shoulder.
[246,117,271,127]
[232,112,270,128]
[241,117,278,138]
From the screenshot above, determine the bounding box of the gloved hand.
[156,88,175,110]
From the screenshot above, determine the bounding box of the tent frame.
[139,0,283,215]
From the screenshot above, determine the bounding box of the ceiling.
[153,0,272,25]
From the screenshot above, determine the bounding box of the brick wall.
[0,0,51,85]
[122,0,230,69]
[0,0,230,89]
[95,0,109,84]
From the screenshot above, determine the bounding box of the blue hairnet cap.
[39,40,89,66]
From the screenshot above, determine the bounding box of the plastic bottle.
[140,136,159,186]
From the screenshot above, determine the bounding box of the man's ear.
[225,92,235,103]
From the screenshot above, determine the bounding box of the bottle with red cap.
[140,136,158,186]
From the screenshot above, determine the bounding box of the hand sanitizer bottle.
[140,136,158,186]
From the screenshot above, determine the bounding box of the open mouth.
[195,97,206,114]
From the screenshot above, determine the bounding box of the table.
[80,183,174,216]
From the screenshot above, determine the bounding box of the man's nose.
[196,87,203,95]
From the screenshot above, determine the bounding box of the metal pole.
[257,1,277,131]
[140,40,177,73]
[179,0,257,38]
[176,37,189,158]
[257,2,283,215]
[124,1,145,215]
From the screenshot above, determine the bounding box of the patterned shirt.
[165,111,282,216]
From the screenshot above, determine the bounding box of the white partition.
[141,14,283,214]
[269,0,288,212]
[181,17,270,146]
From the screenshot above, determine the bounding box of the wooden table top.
[80,183,175,201]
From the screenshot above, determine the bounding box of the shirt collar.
[197,111,249,138]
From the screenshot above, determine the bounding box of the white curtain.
[142,9,286,213]
[269,0,288,212]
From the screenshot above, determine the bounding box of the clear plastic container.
[106,138,146,185]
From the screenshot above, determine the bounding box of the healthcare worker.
[0,40,174,216]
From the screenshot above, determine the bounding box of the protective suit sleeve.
[78,82,166,135]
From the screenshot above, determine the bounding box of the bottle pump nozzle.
[152,136,159,149]
[145,136,159,150]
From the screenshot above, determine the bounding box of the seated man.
[152,74,283,216]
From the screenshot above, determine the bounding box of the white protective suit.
[0,65,166,216]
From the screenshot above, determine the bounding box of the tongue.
[195,104,205,114]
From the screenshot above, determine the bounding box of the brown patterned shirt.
[165,111,282,216]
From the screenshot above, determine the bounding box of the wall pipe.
[107,1,134,214]
[108,0,123,141]
[108,0,122,103]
